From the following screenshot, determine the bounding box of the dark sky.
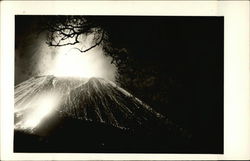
[15,16,224,153]
[107,16,224,153]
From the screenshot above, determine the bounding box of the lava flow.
[15,76,164,132]
[14,76,189,152]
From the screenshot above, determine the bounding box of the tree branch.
[71,30,105,53]
[46,16,104,53]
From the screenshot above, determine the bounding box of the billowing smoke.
[15,31,117,85]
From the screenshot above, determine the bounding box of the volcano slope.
[14,75,190,153]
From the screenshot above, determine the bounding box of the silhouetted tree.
[45,16,129,75]
[46,16,105,52]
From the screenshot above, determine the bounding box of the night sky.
[15,16,224,153]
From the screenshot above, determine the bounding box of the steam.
[15,32,117,84]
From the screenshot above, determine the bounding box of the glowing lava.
[14,76,165,133]
[15,91,60,130]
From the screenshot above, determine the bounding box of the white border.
[1,1,249,160]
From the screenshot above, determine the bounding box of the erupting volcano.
[14,75,189,152]
[13,15,224,154]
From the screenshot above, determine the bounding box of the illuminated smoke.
[15,31,117,84]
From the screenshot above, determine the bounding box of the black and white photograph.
[14,15,224,154]
[0,1,250,160]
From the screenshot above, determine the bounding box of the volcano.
[14,76,189,153]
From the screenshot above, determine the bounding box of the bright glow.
[50,46,117,81]
[15,93,59,130]
[52,49,96,78]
